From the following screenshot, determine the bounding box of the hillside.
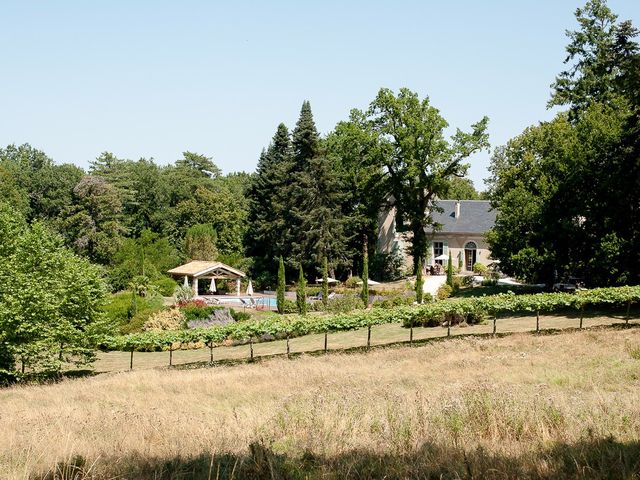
[2,327,639,479]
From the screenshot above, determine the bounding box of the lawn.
[95,309,638,372]
[1,327,639,479]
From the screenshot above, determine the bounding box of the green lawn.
[95,308,638,373]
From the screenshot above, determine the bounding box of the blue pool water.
[215,296,278,308]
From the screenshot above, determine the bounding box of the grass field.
[2,324,640,479]
[95,309,638,372]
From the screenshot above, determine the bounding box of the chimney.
[455,201,461,219]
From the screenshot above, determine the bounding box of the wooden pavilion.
[168,261,246,296]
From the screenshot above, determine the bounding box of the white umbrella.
[209,278,216,293]
[316,277,339,284]
[246,280,254,296]
[434,254,449,261]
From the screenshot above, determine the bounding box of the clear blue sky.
[2,1,639,190]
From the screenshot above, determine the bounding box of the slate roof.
[430,200,496,234]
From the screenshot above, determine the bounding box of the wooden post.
[626,301,631,325]
[447,319,451,337]
[130,349,134,370]
[409,325,414,346]
[367,325,372,348]
[209,342,214,364]
[249,337,254,361]
[536,310,540,332]
[286,334,290,358]
[169,346,173,366]
[324,332,328,353]
[59,343,63,362]
[493,316,497,335]
[21,357,25,374]
[579,306,584,330]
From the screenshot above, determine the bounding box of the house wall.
[376,207,494,274]
[430,233,492,273]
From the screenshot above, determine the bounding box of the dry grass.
[1,328,640,479]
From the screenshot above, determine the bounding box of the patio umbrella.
[209,278,216,293]
[315,277,339,284]
[246,280,254,296]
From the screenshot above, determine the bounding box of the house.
[377,200,496,274]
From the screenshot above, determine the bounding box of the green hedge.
[102,286,640,352]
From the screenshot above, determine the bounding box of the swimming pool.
[213,296,278,309]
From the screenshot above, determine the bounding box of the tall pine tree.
[287,101,351,278]
[245,124,294,285]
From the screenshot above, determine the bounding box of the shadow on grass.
[41,437,640,480]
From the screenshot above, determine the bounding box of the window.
[433,242,444,265]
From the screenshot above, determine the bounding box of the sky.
[2,1,639,190]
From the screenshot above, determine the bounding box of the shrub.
[373,295,415,309]
[102,291,165,334]
[153,276,178,297]
[345,276,362,289]
[230,310,251,322]
[437,284,453,300]
[174,285,194,303]
[462,275,475,288]
[143,308,185,331]
[473,263,488,275]
[310,295,364,313]
[482,278,498,286]
[281,299,298,314]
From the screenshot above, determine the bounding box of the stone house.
[377,200,496,273]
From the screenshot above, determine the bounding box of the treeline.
[0,146,250,292]
[487,0,640,286]
[0,96,486,292]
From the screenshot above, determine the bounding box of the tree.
[361,240,369,307]
[292,100,319,170]
[415,257,424,304]
[549,0,636,116]
[296,265,307,315]
[287,102,351,277]
[245,124,294,285]
[109,229,180,292]
[322,256,329,309]
[446,252,454,287]
[185,223,218,261]
[488,0,640,286]
[277,256,286,314]
[57,176,126,264]
[0,212,109,381]
[444,177,480,200]
[364,88,489,271]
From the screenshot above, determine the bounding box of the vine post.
[367,325,371,349]
[208,342,214,364]
[447,318,451,337]
[536,310,540,332]
[493,316,497,335]
[286,334,290,358]
[626,300,631,325]
[130,349,134,370]
[324,332,328,353]
[409,323,414,346]
[169,345,173,367]
[249,337,254,361]
[579,306,584,329]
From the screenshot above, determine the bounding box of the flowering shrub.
[142,308,186,331]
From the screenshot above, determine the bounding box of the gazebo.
[168,261,246,296]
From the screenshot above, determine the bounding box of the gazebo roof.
[167,261,246,279]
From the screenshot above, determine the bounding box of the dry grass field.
[2,327,640,479]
